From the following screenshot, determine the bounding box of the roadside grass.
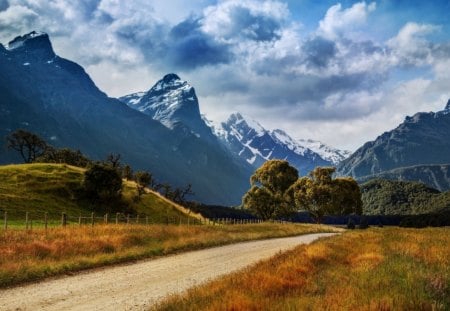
[0,163,195,227]
[0,223,338,288]
[155,227,450,311]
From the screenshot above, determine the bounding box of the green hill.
[361,178,450,215]
[0,163,198,224]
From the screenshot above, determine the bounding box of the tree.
[105,153,121,169]
[6,129,48,163]
[36,147,91,167]
[122,165,133,180]
[134,171,152,198]
[288,167,362,223]
[243,160,298,220]
[83,164,122,201]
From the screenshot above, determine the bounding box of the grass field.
[0,223,338,288]
[156,227,450,311]
[0,163,198,226]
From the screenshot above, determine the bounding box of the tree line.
[4,129,194,208]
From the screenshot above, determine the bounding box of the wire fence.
[0,210,283,231]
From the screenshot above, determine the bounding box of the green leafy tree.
[6,129,48,163]
[243,159,298,220]
[36,147,91,167]
[288,167,362,223]
[83,164,122,201]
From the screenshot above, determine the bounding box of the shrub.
[347,218,356,229]
[83,164,122,202]
[358,217,369,229]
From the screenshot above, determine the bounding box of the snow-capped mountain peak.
[297,138,351,165]
[120,74,217,142]
[120,73,199,130]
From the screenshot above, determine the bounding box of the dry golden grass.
[0,222,337,288]
[156,227,450,311]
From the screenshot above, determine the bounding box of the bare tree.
[6,129,48,163]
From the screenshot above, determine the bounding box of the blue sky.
[0,0,449,150]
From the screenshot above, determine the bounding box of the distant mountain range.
[338,100,450,190]
[120,74,350,176]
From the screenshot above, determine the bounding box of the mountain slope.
[338,100,450,178]
[206,113,348,175]
[0,31,250,205]
[0,163,191,221]
[358,164,450,192]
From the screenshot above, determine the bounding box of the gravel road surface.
[0,233,337,310]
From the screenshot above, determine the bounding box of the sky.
[0,0,450,151]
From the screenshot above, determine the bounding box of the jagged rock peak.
[445,99,450,111]
[5,31,55,60]
[162,73,181,82]
[7,31,50,49]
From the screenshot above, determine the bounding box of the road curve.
[0,233,337,311]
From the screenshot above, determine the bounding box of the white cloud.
[201,0,289,42]
[387,22,438,67]
[0,5,38,42]
[318,1,376,40]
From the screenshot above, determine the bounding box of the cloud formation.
[0,0,449,150]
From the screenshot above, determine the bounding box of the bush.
[347,218,356,229]
[358,217,369,229]
[83,164,122,202]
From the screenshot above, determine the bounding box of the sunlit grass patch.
[0,223,337,288]
[156,227,450,311]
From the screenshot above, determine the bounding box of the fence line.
[1,210,287,231]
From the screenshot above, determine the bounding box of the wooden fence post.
[146,216,149,225]
[105,213,109,224]
[136,214,139,224]
[44,212,48,231]
[91,212,94,227]
[126,214,130,224]
[78,215,82,226]
[3,211,7,230]
[25,212,29,230]
[61,212,67,227]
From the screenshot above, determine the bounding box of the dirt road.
[0,233,337,310]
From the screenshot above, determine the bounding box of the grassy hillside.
[361,178,450,215]
[0,163,194,223]
[157,228,450,310]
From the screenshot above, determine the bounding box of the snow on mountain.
[297,139,351,165]
[120,73,349,173]
[120,74,217,142]
[120,74,199,130]
[207,112,347,174]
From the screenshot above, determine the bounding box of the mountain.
[357,164,450,192]
[338,100,450,180]
[119,74,217,143]
[206,113,349,175]
[0,31,250,205]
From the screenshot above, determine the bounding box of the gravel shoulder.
[0,233,337,311]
